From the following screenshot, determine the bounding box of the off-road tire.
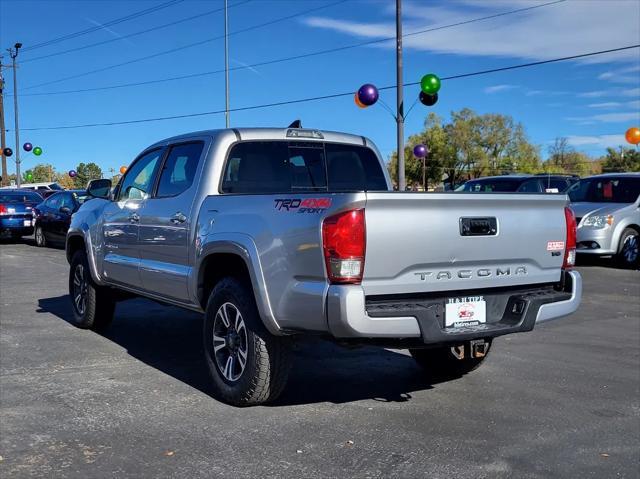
[203,277,292,406]
[410,339,492,381]
[616,228,639,269]
[35,225,47,247]
[69,250,115,332]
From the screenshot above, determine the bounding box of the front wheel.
[35,225,47,247]
[69,250,115,331]
[203,277,292,406]
[616,228,639,269]
[410,339,492,381]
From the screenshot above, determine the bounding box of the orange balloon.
[354,93,367,109]
[119,166,127,174]
[625,127,640,145]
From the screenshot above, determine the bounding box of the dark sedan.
[33,190,89,247]
[0,190,43,240]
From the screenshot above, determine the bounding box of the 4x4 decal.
[274,198,332,213]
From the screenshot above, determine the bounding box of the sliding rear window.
[221,141,387,194]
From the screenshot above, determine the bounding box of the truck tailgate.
[362,192,568,296]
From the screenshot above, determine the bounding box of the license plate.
[23,219,32,226]
[445,296,486,328]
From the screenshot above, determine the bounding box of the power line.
[21,0,349,91]
[21,0,185,52]
[16,0,566,97]
[13,44,639,132]
[21,1,252,64]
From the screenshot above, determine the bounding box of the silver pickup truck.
[66,127,582,406]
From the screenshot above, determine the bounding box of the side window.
[59,193,75,210]
[156,142,204,198]
[46,194,62,209]
[325,144,387,191]
[517,179,541,193]
[221,142,290,194]
[117,149,163,201]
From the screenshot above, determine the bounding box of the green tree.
[29,163,56,182]
[546,138,592,176]
[601,147,640,172]
[74,162,103,188]
[388,109,539,189]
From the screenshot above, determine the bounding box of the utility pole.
[8,43,22,187]
[224,0,230,128]
[395,0,405,191]
[0,56,7,187]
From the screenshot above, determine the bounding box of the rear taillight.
[563,207,577,269]
[322,209,366,284]
[0,204,7,215]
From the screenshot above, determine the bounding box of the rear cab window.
[221,141,387,194]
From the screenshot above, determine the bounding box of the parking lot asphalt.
[1,240,639,478]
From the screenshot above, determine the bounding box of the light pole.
[224,0,230,128]
[0,56,6,186]
[8,43,22,187]
[395,0,405,191]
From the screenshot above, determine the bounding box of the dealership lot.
[0,241,638,478]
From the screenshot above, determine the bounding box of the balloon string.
[376,98,397,121]
[404,97,420,121]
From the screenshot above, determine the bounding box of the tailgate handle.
[460,217,497,236]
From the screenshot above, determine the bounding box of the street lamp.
[8,42,22,187]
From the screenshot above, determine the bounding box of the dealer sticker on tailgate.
[445,296,486,328]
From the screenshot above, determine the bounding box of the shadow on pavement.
[38,295,434,405]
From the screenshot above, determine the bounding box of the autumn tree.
[546,138,592,176]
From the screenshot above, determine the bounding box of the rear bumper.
[326,271,581,343]
[0,217,34,236]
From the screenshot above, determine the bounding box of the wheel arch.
[196,236,281,335]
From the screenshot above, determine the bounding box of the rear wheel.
[410,339,492,381]
[203,277,292,406]
[35,225,47,247]
[69,250,115,331]
[616,228,639,269]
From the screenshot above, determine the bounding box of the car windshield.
[569,177,640,203]
[460,179,524,192]
[0,192,43,203]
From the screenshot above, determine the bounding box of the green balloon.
[33,146,43,156]
[420,74,441,95]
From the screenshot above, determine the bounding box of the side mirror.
[87,178,112,199]
[60,206,72,215]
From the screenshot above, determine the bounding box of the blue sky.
[1,0,639,176]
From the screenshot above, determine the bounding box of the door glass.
[59,193,75,210]
[156,142,204,197]
[117,149,163,201]
[46,194,62,209]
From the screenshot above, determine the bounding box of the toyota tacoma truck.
[66,126,582,406]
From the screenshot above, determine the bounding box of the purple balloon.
[69,170,77,178]
[23,142,33,152]
[413,144,428,158]
[357,84,379,106]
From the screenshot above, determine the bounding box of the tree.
[58,173,76,190]
[601,147,640,172]
[388,109,540,188]
[74,162,103,188]
[30,163,56,182]
[546,137,592,176]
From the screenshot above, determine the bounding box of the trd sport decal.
[274,198,332,213]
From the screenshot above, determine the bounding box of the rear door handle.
[129,213,140,223]
[171,212,187,224]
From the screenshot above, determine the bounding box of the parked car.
[569,173,640,268]
[34,190,89,247]
[457,174,578,193]
[0,181,64,193]
[0,189,43,240]
[66,126,581,406]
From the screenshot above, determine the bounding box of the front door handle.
[129,212,140,223]
[171,212,187,224]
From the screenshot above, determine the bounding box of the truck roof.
[148,127,371,150]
